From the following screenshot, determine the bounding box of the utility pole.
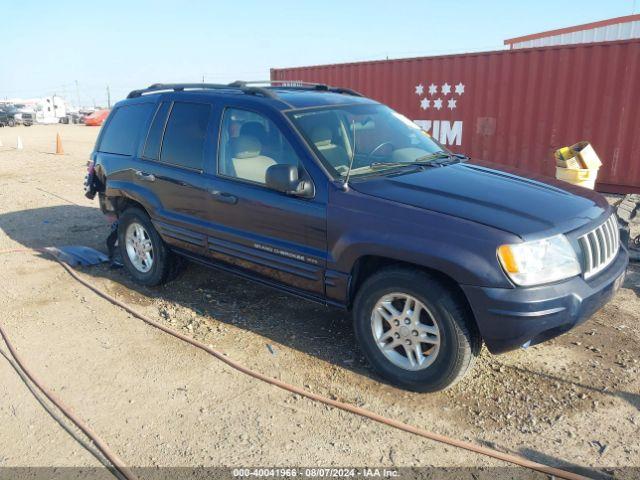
[75,80,81,109]
[106,85,111,109]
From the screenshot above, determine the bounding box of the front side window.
[99,103,155,156]
[289,104,444,178]
[218,108,301,185]
[160,102,211,170]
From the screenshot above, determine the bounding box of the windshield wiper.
[368,152,468,171]
[368,161,422,170]
[414,151,469,166]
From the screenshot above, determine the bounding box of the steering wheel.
[366,141,395,163]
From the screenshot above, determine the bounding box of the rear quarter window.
[142,102,171,160]
[98,103,154,156]
[160,102,211,170]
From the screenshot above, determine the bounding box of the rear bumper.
[462,247,629,354]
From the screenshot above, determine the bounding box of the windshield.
[289,103,446,178]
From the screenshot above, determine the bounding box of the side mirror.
[265,164,313,197]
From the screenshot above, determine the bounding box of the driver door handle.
[209,190,238,205]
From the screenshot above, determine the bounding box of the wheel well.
[100,195,149,218]
[348,255,478,330]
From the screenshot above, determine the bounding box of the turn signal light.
[498,245,519,273]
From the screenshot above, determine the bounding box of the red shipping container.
[271,39,640,193]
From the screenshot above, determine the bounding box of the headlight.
[497,234,580,286]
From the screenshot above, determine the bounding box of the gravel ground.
[0,125,638,479]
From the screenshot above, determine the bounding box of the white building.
[504,14,640,49]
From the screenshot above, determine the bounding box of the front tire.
[353,267,481,392]
[118,207,175,286]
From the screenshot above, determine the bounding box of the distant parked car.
[60,112,82,124]
[14,112,34,126]
[0,108,16,127]
[78,109,95,124]
[84,109,110,126]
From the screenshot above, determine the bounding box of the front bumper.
[462,247,629,354]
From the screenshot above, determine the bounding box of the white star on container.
[447,98,457,110]
[433,98,443,110]
[415,84,424,95]
[428,83,438,95]
[455,82,465,95]
[420,98,430,110]
[441,83,451,95]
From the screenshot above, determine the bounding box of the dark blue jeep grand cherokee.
[85,81,629,392]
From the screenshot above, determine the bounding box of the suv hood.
[351,161,609,238]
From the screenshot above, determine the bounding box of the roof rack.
[126,82,279,100]
[230,80,328,89]
[230,80,362,97]
[126,80,362,100]
[328,86,363,97]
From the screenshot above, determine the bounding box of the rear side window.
[160,102,211,170]
[99,103,154,156]
[142,102,170,160]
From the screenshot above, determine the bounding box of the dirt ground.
[0,124,639,479]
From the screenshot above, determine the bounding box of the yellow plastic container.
[555,166,599,189]
[556,146,572,161]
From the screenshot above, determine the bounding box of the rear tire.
[353,267,481,392]
[118,207,175,286]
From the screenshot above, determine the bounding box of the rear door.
[202,106,327,297]
[95,101,156,202]
[133,99,215,255]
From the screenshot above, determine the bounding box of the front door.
[204,106,327,296]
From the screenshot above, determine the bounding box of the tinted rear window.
[99,103,154,156]
[142,102,170,160]
[160,102,211,170]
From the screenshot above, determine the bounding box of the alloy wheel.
[370,292,440,371]
[125,222,154,273]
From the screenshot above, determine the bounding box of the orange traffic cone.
[55,133,64,155]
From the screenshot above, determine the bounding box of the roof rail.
[126,80,362,100]
[230,80,363,97]
[328,86,363,97]
[230,80,327,89]
[126,82,279,100]
[127,83,227,98]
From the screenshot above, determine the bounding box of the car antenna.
[342,119,356,191]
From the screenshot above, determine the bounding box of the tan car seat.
[230,135,276,184]
[310,126,349,169]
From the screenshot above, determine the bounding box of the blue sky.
[3,0,636,106]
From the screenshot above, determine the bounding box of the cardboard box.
[555,146,581,168]
[555,153,583,169]
[554,142,602,170]
[570,141,602,169]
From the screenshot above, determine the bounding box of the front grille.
[578,214,620,279]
